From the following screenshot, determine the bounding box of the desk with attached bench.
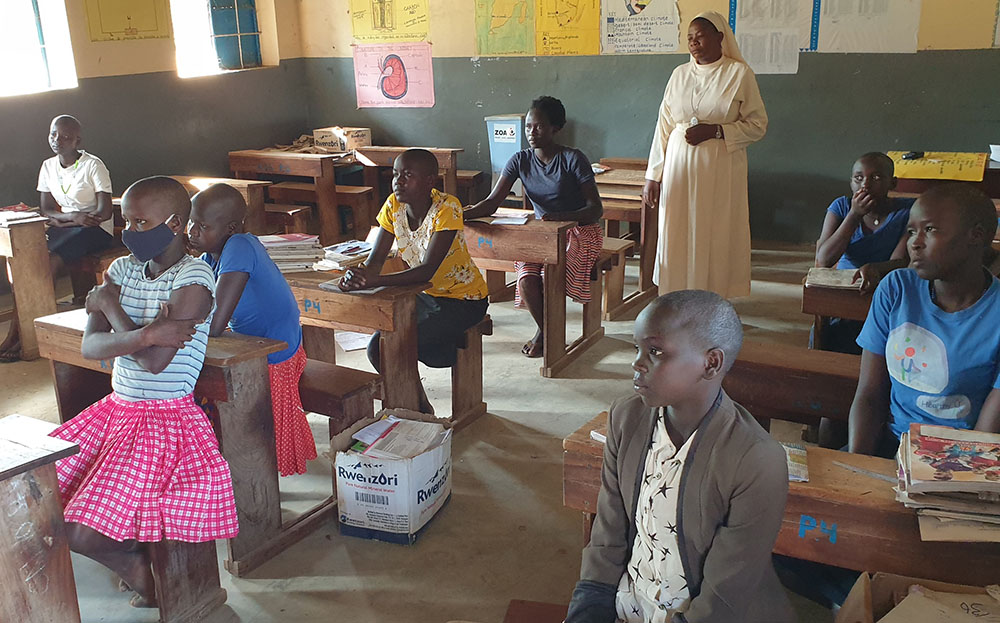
[1,215,56,361]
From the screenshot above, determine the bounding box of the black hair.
[646,290,743,372]
[919,183,998,244]
[124,176,194,221]
[51,114,81,132]
[857,151,894,176]
[529,95,567,130]
[400,148,439,177]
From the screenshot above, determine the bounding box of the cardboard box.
[331,409,452,545]
[836,572,990,623]
[313,126,372,152]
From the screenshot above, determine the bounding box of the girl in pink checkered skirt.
[50,177,238,609]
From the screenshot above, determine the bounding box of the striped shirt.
[106,255,216,401]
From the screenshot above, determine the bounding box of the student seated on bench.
[1,115,116,362]
[813,152,913,354]
[566,291,793,623]
[339,149,488,414]
[188,183,316,476]
[849,184,1000,458]
[48,177,237,609]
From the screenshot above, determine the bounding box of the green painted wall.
[0,60,309,208]
[304,51,1000,243]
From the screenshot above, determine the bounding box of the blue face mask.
[121,214,178,262]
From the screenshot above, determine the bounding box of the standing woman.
[643,11,767,299]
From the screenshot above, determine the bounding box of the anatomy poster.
[350,0,430,43]
[354,42,435,108]
[600,0,680,54]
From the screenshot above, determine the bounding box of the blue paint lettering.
[303,299,321,313]
[477,236,493,248]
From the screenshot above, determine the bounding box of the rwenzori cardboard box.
[313,126,372,152]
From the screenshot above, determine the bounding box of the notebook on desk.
[805,267,862,290]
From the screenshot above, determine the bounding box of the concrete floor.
[0,243,834,623]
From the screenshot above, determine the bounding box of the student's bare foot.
[130,593,158,608]
[122,551,156,609]
[118,578,131,592]
[521,333,543,358]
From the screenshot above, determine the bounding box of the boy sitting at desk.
[849,184,1000,458]
[1,115,116,362]
[566,291,793,623]
[813,152,913,355]
[339,149,489,414]
[187,183,316,476]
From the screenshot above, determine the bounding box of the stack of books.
[347,414,450,460]
[0,203,39,225]
[313,239,371,271]
[257,233,324,273]
[897,423,1000,542]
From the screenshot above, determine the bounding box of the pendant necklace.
[58,157,80,195]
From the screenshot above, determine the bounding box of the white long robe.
[645,56,767,299]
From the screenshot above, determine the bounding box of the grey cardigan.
[566,392,796,623]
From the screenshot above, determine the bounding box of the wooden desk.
[169,175,272,235]
[562,415,1000,585]
[894,161,1000,199]
[31,309,328,578]
[228,149,352,245]
[802,270,872,324]
[0,414,80,623]
[285,272,427,413]
[464,216,605,378]
[595,169,658,315]
[1,216,56,360]
[354,146,463,197]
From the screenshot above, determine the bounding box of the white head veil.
[691,11,746,65]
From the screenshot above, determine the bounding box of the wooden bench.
[600,237,638,321]
[1,415,82,623]
[723,340,860,428]
[268,181,377,238]
[598,157,647,171]
[169,175,272,235]
[265,203,312,235]
[451,315,493,430]
[67,246,129,304]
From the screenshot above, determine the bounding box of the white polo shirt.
[37,151,114,234]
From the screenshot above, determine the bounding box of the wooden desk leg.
[380,296,423,412]
[581,273,604,342]
[605,220,620,239]
[450,333,486,431]
[443,167,459,197]
[639,203,657,292]
[302,324,337,364]
[0,464,81,623]
[50,361,112,423]
[7,222,56,360]
[245,187,267,235]
[150,540,227,623]
[214,358,282,577]
[541,259,568,378]
[363,166,382,202]
[315,160,342,246]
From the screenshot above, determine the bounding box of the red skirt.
[514,223,603,306]
[50,393,239,543]
[270,345,317,476]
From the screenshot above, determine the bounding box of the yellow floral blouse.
[375,188,489,301]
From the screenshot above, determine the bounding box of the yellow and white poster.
[536,0,600,56]
[85,0,172,42]
[350,0,430,43]
[476,0,535,56]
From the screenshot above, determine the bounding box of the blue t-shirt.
[857,269,1000,438]
[826,195,914,269]
[201,233,302,365]
[501,147,595,218]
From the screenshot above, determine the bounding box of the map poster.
[476,0,535,56]
[536,0,600,55]
[354,42,435,108]
[601,0,680,54]
[85,0,172,41]
[350,0,429,43]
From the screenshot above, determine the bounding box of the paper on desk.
[490,216,529,225]
[318,277,388,295]
[805,267,861,290]
[0,210,39,224]
[335,330,373,352]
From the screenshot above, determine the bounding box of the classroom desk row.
[562,413,1000,587]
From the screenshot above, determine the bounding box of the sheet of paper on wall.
[349,0,429,43]
[475,0,536,56]
[731,0,815,74]
[817,0,922,53]
[600,0,679,55]
[536,0,600,56]
[354,42,435,108]
[85,0,172,42]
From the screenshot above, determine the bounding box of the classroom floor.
[0,242,835,623]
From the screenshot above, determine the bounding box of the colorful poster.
[475,0,535,55]
[350,0,429,43]
[536,0,600,55]
[601,0,680,54]
[817,0,921,53]
[354,42,435,108]
[85,0,172,41]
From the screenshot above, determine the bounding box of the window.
[0,0,77,97]
[170,0,261,78]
